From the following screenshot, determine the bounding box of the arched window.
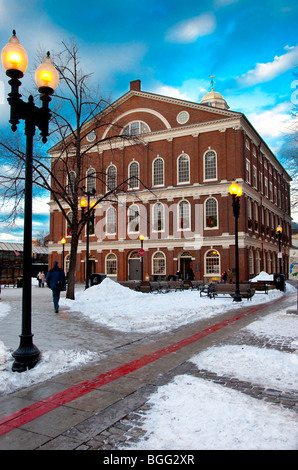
[86,168,96,193]
[107,165,117,191]
[123,121,150,136]
[152,251,166,275]
[153,157,164,186]
[106,206,116,235]
[128,205,140,233]
[153,202,164,232]
[205,250,220,275]
[204,150,217,181]
[129,161,139,189]
[177,154,190,184]
[205,198,218,228]
[66,170,76,195]
[106,253,117,276]
[178,200,190,230]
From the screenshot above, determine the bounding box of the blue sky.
[0,0,297,241]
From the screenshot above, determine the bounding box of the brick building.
[48,80,291,283]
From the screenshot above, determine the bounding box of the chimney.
[130,79,141,91]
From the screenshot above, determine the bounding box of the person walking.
[41,271,46,287]
[46,261,66,313]
[37,271,42,287]
[227,268,233,284]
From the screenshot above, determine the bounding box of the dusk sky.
[0,0,297,241]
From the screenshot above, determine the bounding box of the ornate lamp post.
[229,181,243,302]
[1,31,59,371]
[61,237,66,272]
[80,187,96,289]
[139,234,145,283]
[276,225,283,274]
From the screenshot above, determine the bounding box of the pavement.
[0,283,297,451]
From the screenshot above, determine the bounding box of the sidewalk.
[0,285,297,450]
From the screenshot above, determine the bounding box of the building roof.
[0,242,48,254]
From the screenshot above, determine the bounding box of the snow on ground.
[0,272,297,449]
[59,274,295,333]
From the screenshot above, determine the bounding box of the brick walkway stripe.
[0,296,286,436]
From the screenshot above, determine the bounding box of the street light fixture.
[61,237,66,272]
[139,234,145,283]
[1,30,59,372]
[229,181,243,302]
[276,225,283,274]
[80,187,96,289]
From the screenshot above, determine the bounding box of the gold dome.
[200,89,229,110]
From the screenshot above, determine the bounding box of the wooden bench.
[1,280,16,288]
[118,281,141,291]
[199,284,213,297]
[250,281,275,294]
[209,283,254,300]
[190,280,204,291]
[167,280,184,292]
[149,281,161,293]
[149,280,184,293]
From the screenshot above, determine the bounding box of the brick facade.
[48,81,291,283]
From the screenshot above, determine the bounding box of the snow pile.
[130,374,298,450]
[250,270,274,281]
[0,340,98,396]
[60,277,290,333]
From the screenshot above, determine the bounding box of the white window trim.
[204,197,219,230]
[127,204,140,234]
[152,156,165,187]
[105,206,117,235]
[203,149,218,182]
[105,253,117,277]
[152,202,165,233]
[152,250,166,276]
[177,153,190,185]
[106,164,117,192]
[128,161,140,190]
[177,199,191,231]
[204,249,221,277]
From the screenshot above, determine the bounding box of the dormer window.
[123,121,150,136]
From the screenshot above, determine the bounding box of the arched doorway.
[179,251,193,280]
[128,251,142,280]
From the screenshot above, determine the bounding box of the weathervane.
[210,75,215,91]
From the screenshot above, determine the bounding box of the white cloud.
[247,102,294,139]
[166,13,216,43]
[238,45,298,87]
[153,78,210,103]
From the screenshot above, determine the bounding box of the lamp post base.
[233,293,242,302]
[12,334,41,372]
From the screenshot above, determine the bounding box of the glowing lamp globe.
[35,52,59,92]
[229,181,242,197]
[1,31,28,76]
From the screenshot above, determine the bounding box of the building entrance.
[128,252,142,280]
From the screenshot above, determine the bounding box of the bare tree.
[0,40,152,299]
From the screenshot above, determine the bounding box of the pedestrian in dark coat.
[46,261,66,313]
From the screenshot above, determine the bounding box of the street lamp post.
[80,187,96,289]
[276,225,283,274]
[229,181,243,302]
[61,237,66,272]
[139,234,144,283]
[1,31,59,372]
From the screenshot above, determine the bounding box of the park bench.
[250,280,275,294]
[199,283,213,297]
[1,280,16,288]
[209,283,254,300]
[149,280,184,293]
[118,281,141,291]
[190,280,204,291]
